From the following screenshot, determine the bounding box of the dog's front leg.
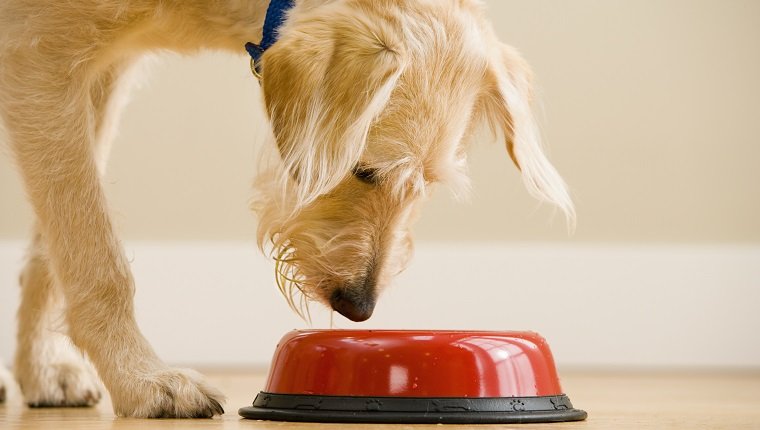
[1,59,224,418]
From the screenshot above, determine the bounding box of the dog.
[0,0,573,418]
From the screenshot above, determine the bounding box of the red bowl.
[240,330,586,424]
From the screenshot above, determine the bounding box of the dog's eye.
[353,166,379,185]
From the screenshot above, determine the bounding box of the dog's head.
[253,0,574,321]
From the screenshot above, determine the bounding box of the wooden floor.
[1,370,759,429]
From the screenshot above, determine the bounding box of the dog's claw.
[209,398,225,416]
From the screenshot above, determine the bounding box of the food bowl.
[239,330,586,424]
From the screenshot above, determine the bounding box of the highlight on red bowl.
[240,330,587,424]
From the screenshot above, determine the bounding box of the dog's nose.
[330,288,376,322]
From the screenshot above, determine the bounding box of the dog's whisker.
[272,255,299,263]
[273,242,313,322]
[298,290,312,324]
[274,252,296,309]
[275,270,302,284]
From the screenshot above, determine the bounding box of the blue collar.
[246,0,295,79]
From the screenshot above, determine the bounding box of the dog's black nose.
[330,288,376,322]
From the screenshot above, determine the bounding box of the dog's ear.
[261,11,404,205]
[482,43,575,224]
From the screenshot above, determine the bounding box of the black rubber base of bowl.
[239,392,588,424]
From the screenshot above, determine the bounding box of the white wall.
[1,1,759,370]
[2,241,758,369]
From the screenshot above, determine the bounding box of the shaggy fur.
[0,0,573,418]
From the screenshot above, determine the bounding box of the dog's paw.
[18,361,102,407]
[111,368,225,418]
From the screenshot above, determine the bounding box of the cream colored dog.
[0,0,573,418]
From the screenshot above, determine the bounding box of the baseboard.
[1,241,758,368]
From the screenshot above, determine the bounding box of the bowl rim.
[283,329,546,335]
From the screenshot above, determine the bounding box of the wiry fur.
[0,0,573,417]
